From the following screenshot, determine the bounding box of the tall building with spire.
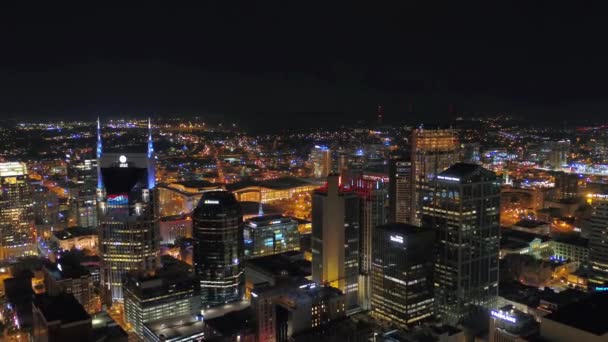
[97,118,160,302]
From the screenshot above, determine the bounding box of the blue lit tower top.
[147,117,154,158]
[96,117,103,189]
[147,117,156,188]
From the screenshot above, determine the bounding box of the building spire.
[147,117,154,158]
[96,117,102,159]
[96,117,103,189]
[147,117,156,189]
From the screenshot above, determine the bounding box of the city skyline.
[1,4,608,341]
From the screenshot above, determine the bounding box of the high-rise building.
[243,214,299,259]
[349,176,387,310]
[43,260,98,314]
[310,145,331,178]
[123,256,201,337]
[312,174,360,310]
[70,191,97,228]
[0,162,35,259]
[423,163,500,323]
[352,177,387,275]
[588,202,608,289]
[371,223,435,327]
[389,157,414,224]
[412,128,460,225]
[192,191,244,307]
[97,118,160,302]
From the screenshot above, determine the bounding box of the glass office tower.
[192,191,244,307]
[422,163,500,324]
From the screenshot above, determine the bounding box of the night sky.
[1,3,607,130]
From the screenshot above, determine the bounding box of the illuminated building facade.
[0,162,35,259]
[489,305,539,342]
[192,191,244,307]
[123,256,201,337]
[159,214,192,245]
[229,177,320,203]
[310,145,331,178]
[69,159,98,228]
[311,174,360,310]
[588,202,608,288]
[412,128,460,225]
[97,118,160,302]
[389,157,414,224]
[243,215,299,259]
[71,192,97,228]
[423,163,500,323]
[51,226,98,253]
[157,180,224,217]
[371,223,435,327]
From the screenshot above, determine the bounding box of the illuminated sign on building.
[491,310,516,323]
[270,220,282,225]
[437,175,460,182]
[204,200,220,205]
[119,155,128,168]
[390,235,404,244]
[107,194,128,205]
[595,286,608,292]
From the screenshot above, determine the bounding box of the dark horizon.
[2,3,608,130]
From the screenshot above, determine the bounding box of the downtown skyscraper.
[97,118,160,302]
[412,128,460,225]
[350,176,388,309]
[588,202,608,289]
[371,223,435,327]
[389,156,414,224]
[192,191,244,307]
[423,163,500,323]
[312,174,360,311]
[0,162,35,259]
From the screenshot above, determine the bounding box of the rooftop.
[205,307,254,336]
[226,176,318,191]
[240,201,281,216]
[246,214,298,227]
[377,222,430,236]
[144,315,221,341]
[53,226,97,240]
[514,219,549,228]
[91,311,128,341]
[502,228,550,243]
[123,256,198,300]
[552,234,588,247]
[44,260,90,280]
[438,163,496,182]
[33,293,90,324]
[245,251,311,280]
[544,293,608,336]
